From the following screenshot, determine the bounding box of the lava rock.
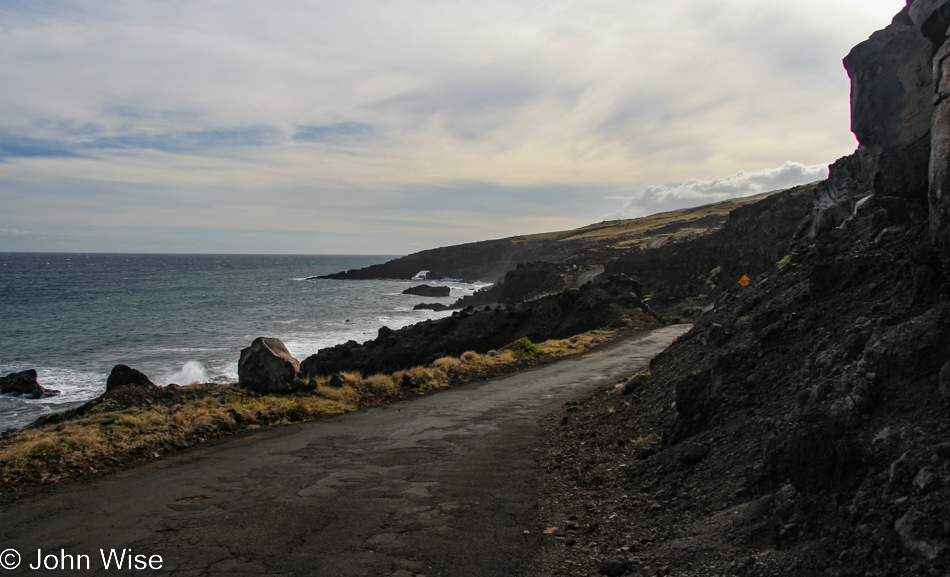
[413,303,452,311]
[895,507,948,560]
[238,337,302,394]
[402,284,451,297]
[0,369,61,399]
[598,557,629,576]
[889,451,919,485]
[105,365,158,392]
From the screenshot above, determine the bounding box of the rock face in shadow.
[300,274,661,378]
[402,284,451,297]
[238,337,303,394]
[105,364,158,392]
[0,369,60,399]
[605,184,816,318]
[789,0,950,266]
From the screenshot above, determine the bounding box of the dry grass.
[0,329,620,491]
[0,386,349,487]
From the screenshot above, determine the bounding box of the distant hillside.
[317,190,795,283]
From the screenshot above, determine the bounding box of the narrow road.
[0,325,691,577]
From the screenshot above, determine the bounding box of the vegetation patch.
[501,337,545,358]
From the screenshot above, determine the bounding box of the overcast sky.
[0,0,906,254]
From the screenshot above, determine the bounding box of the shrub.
[776,254,791,269]
[502,337,544,358]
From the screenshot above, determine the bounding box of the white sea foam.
[163,361,208,386]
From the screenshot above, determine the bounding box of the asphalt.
[0,325,691,577]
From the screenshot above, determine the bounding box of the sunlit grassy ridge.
[514,193,772,245]
[0,331,615,491]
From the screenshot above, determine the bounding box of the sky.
[0,0,907,255]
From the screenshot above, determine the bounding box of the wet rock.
[106,364,157,392]
[402,285,451,297]
[238,337,303,394]
[0,369,61,399]
[598,557,628,576]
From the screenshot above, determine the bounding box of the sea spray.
[164,361,208,386]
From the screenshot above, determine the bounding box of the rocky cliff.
[317,197,775,284]
[606,182,817,319]
[535,3,950,575]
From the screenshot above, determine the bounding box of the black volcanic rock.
[413,303,453,311]
[402,284,451,297]
[606,183,815,318]
[0,369,60,399]
[106,364,158,392]
[299,275,662,378]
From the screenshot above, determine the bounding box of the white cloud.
[0,228,32,239]
[604,161,829,220]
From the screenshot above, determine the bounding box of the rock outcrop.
[300,274,661,378]
[794,0,950,267]
[105,364,158,392]
[0,369,60,399]
[402,284,451,297]
[238,337,303,394]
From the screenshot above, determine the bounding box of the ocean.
[0,253,485,430]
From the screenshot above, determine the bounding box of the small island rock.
[0,369,61,399]
[402,284,451,297]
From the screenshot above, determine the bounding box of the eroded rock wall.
[799,0,950,265]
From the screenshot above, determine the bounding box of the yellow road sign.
[739,275,751,286]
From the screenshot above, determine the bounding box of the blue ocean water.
[0,253,484,430]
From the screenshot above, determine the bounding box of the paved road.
[0,325,691,577]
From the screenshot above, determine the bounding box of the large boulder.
[238,337,302,394]
[0,369,61,399]
[106,364,158,392]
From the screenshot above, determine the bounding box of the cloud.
[83,125,283,154]
[604,161,829,220]
[0,228,32,238]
